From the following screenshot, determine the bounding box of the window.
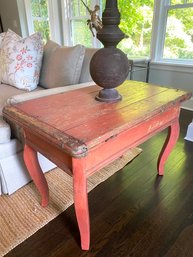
[68,0,102,48]
[31,0,51,42]
[22,0,154,57]
[23,0,61,44]
[152,0,193,63]
[68,0,154,58]
[24,0,50,43]
[22,0,193,64]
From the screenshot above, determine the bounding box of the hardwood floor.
[5,109,193,257]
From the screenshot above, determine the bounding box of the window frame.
[151,0,193,64]
[23,0,62,44]
[62,0,102,48]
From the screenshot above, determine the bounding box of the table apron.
[84,105,180,177]
[23,105,180,178]
[24,130,73,176]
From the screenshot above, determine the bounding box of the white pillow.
[1,29,43,91]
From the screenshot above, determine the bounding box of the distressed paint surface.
[3,80,192,250]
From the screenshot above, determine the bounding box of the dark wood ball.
[90,47,129,89]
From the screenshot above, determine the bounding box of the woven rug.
[0,148,142,257]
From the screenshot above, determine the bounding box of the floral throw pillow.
[1,29,43,91]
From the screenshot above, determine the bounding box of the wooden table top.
[3,80,192,157]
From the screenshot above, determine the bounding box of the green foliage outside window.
[71,0,154,57]
[164,7,193,59]
[70,0,93,46]
[71,20,93,47]
[117,0,154,58]
[31,0,50,43]
[118,0,193,60]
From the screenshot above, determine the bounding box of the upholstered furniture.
[0,34,97,195]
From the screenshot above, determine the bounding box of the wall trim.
[150,61,193,74]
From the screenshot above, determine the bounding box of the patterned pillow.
[0,32,6,83]
[1,29,43,91]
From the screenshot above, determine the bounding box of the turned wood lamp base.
[95,88,122,102]
[90,0,129,103]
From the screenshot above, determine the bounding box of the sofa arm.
[6,82,94,105]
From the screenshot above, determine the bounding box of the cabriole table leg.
[72,158,90,250]
[157,119,180,175]
[23,144,49,207]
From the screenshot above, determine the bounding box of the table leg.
[73,158,90,250]
[157,119,180,175]
[23,144,49,207]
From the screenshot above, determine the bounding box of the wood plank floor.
[5,109,193,257]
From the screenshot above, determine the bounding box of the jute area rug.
[0,148,142,257]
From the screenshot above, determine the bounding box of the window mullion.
[23,0,34,35]
[168,3,193,9]
[151,0,169,62]
[48,0,62,45]
[61,0,71,45]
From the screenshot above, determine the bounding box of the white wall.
[149,63,193,110]
[0,0,21,35]
[149,63,193,91]
[127,62,193,110]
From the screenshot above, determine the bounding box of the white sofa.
[0,41,97,195]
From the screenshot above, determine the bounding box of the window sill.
[150,61,193,73]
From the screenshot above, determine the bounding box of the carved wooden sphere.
[90,47,129,89]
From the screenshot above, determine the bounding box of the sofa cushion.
[79,48,98,83]
[7,82,94,106]
[0,117,11,143]
[1,29,43,91]
[39,40,85,88]
[0,83,42,115]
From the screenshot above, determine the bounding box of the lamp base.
[95,88,122,103]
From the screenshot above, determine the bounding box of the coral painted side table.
[3,80,192,250]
